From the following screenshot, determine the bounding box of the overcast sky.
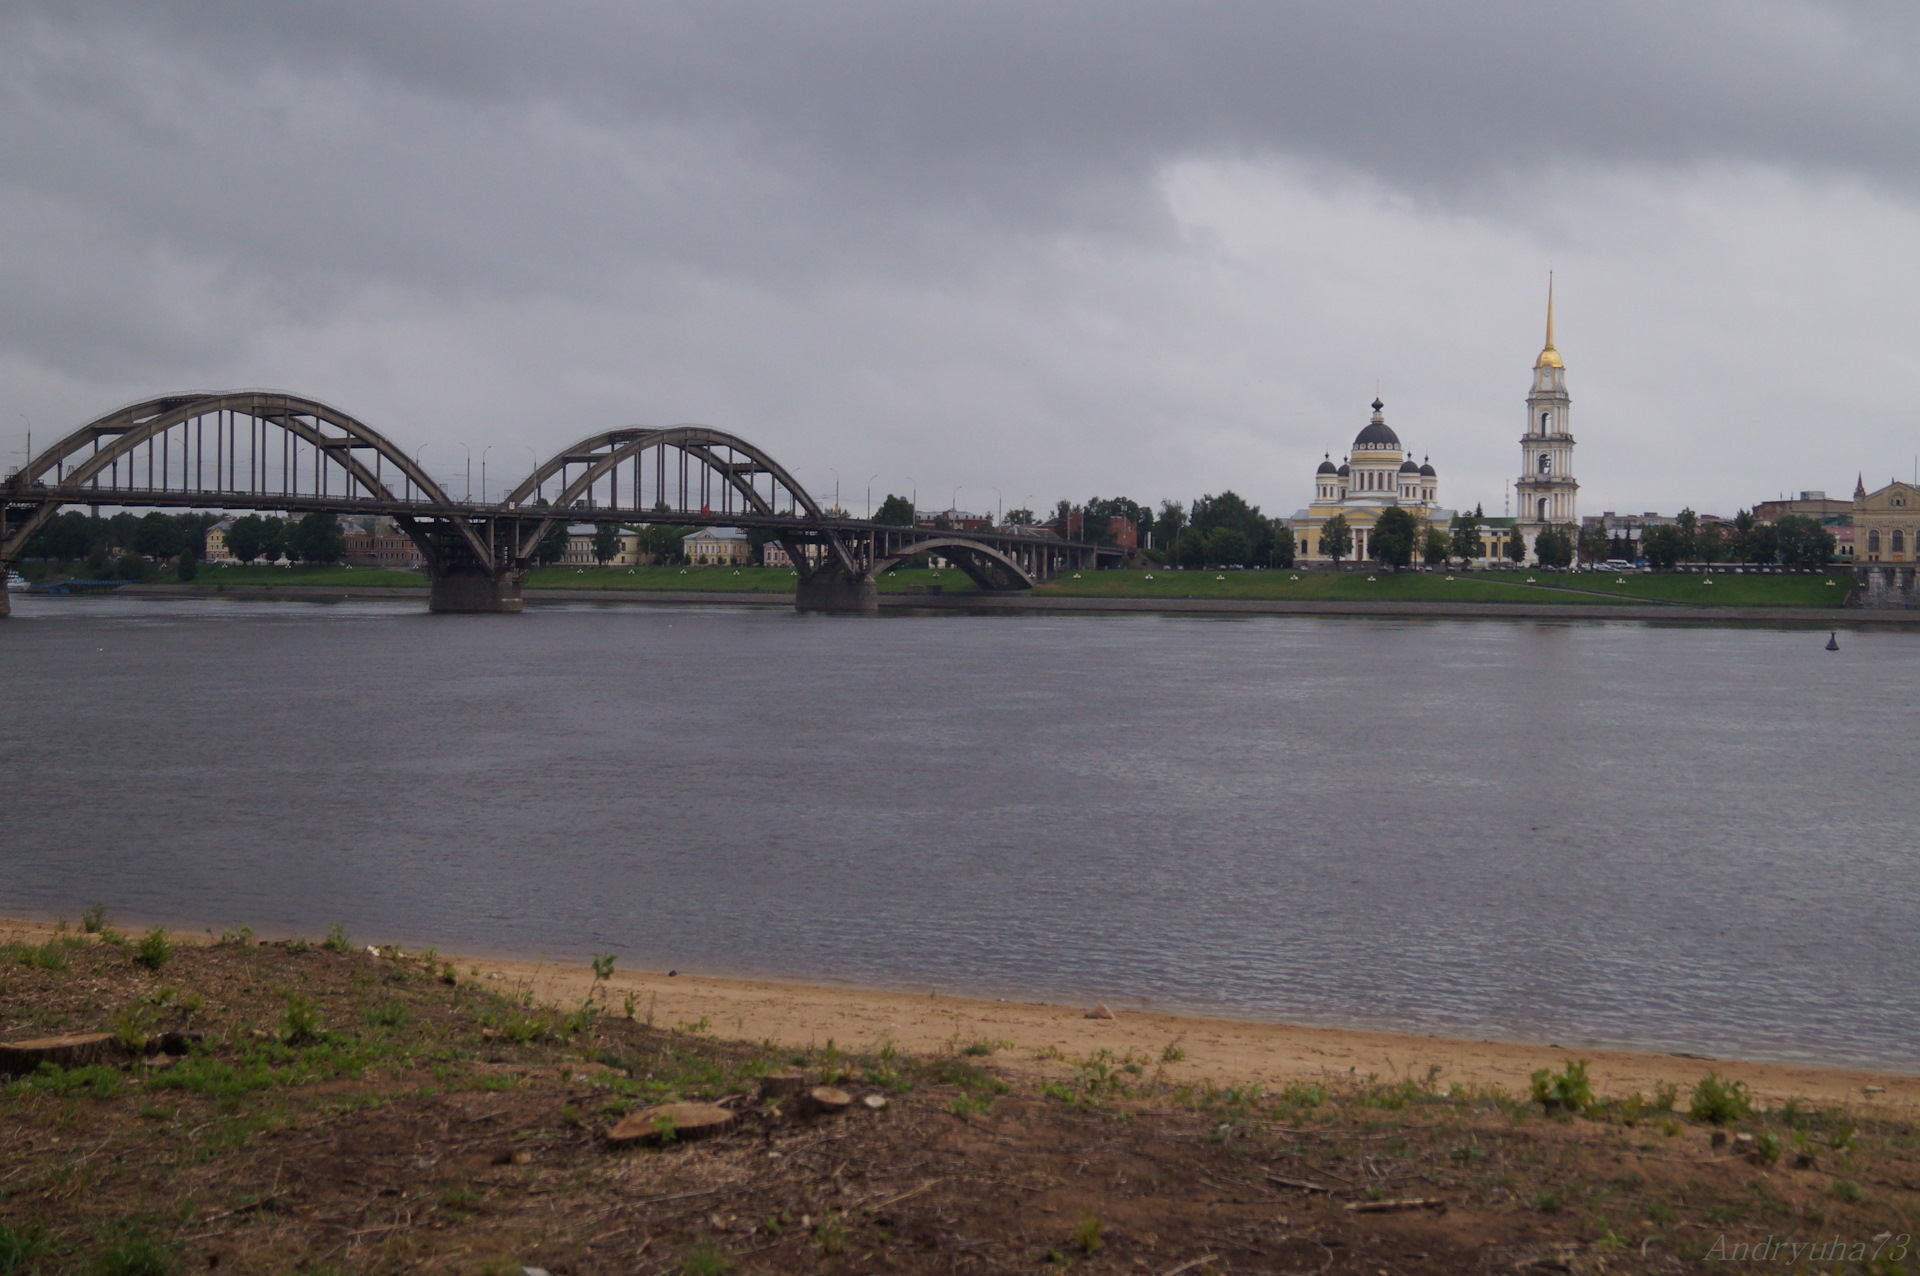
[4,1,1918,519]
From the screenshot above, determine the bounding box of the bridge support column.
[795,574,878,615]
[0,587,10,618]
[429,569,523,614]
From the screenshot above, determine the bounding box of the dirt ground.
[1,925,1914,1275]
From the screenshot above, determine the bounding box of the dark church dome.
[1352,398,1401,452]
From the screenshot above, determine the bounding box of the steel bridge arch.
[869,536,1037,590]
[0,390,490,570]
[502,425,855,575]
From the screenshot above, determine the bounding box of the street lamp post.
[991,487,1001,526]
[18,414,28,477]
[867,474,879,519]
[456,442,471,503]
[951,485,962,518]
[481,446,491,504]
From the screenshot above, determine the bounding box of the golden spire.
[1535,272,1562,369]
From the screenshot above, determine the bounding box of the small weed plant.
[1071,1210,1104,1256]
[82,902,107,934]
[282,993,322,1044]
[134,927,174,971]
[1689,1072,1753,1125]
[1529,1059,1594,1114]
[320,922,350,953]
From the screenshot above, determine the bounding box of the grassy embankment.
[520,564,1848,607]
[2,922,1912,1273]
[1035,568,1849,608]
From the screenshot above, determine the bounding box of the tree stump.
[757,1070,809,1101]
[0,1033,120,1077]
[797,1086,853,1117]
[606,1102,736,1146]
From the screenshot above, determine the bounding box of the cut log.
[606,1102,737,1146]
[0,1033,121,1076]
[862,1093,889,1111]
[797,1086,853,1117]
[1343,1197,1446,1214]
[1266,1174,1331,1194]
[1085,1003,1117,1020]
[758,1070,809,1100]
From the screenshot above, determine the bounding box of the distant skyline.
[4,2,1918,519]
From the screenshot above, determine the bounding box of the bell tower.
[1514,275,1578,560]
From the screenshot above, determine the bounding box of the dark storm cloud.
[3,1,1918,510]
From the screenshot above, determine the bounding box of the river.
[2,596,1913,1069]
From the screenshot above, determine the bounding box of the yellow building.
[1292,398,1443,562]
[1853,477,1920,563]
[682,527,752,566]
[562,524,645,566]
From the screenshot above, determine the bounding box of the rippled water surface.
[3,596,1914,1068]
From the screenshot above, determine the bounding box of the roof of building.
[1399,459,1419,473]
[1352,398,1401,451]
[1419,459,1437,477]
[683,527,748,542]
[1316,455,1337,475]
[1336,462,1350,477]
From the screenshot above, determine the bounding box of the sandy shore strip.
[5,916,1910,1112]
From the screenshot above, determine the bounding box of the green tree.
[874,494,915,526]
[1369,506,1421,569]
[289,512,346,564]
[1270,520,1297,568]
[224,515,266,564]
[1740,521,1778,565]
[1534,525,1575,569]
[1173,528,1207,569]
[1321,514,1353,569]
[1449,511,1483,566]
[134,511,182,560]
[1423,526,1450,567]
[591,523,623,566]
[1002,507,1035,526]
[1205,526,1249,567]
[1695,522,1726,563]
[176,545,198,582]
[1505,531,1528,564]
[1675,508,1699,562]
[1155,501,1187,553]
[641,522,691,563]
[1775,514,1836,568]
[1731,509,1757,561]
[1641,524,1683,569]
[1577,522,1610,566]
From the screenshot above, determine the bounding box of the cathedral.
[1291,399,1442,562]
[1291,282,1576,565]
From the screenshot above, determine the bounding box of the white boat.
[5,570,26,592]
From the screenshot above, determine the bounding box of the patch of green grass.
[361,1002,410,1030]
[677,1239,733,1275]
[90,1228,174,1276]
[1033,566,1845,608]
[1530,1059,1594,1114]
[81,903,108,934]
[0,1219,50,1274]
[10,1064,124,1100]
[319,922,351,953]
[282,993,323,1044]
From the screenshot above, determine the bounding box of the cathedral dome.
[1419,459,1437,477]
[1398,459,1419,473]
[1336,461,1350,477]
[1352,398,1400,452]
[1316,455,1337,475]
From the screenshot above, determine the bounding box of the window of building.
[1868,530,1881,553]
[1538,454,1551,474]
[1896,530,1906,554]
[1540,412,1550,432]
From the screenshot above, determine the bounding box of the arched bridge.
[0,390,1111,615]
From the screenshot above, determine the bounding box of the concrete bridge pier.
[795,574,878,615]
[429,568,523,613]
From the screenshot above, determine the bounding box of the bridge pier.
[429,569,523,614]
[795,574,878,615]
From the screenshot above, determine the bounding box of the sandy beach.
[9,915,1905,1113]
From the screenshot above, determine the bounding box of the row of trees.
[23,510,220,564]
[221,513,347,566]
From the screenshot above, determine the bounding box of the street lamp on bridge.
[867,474,878,520]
